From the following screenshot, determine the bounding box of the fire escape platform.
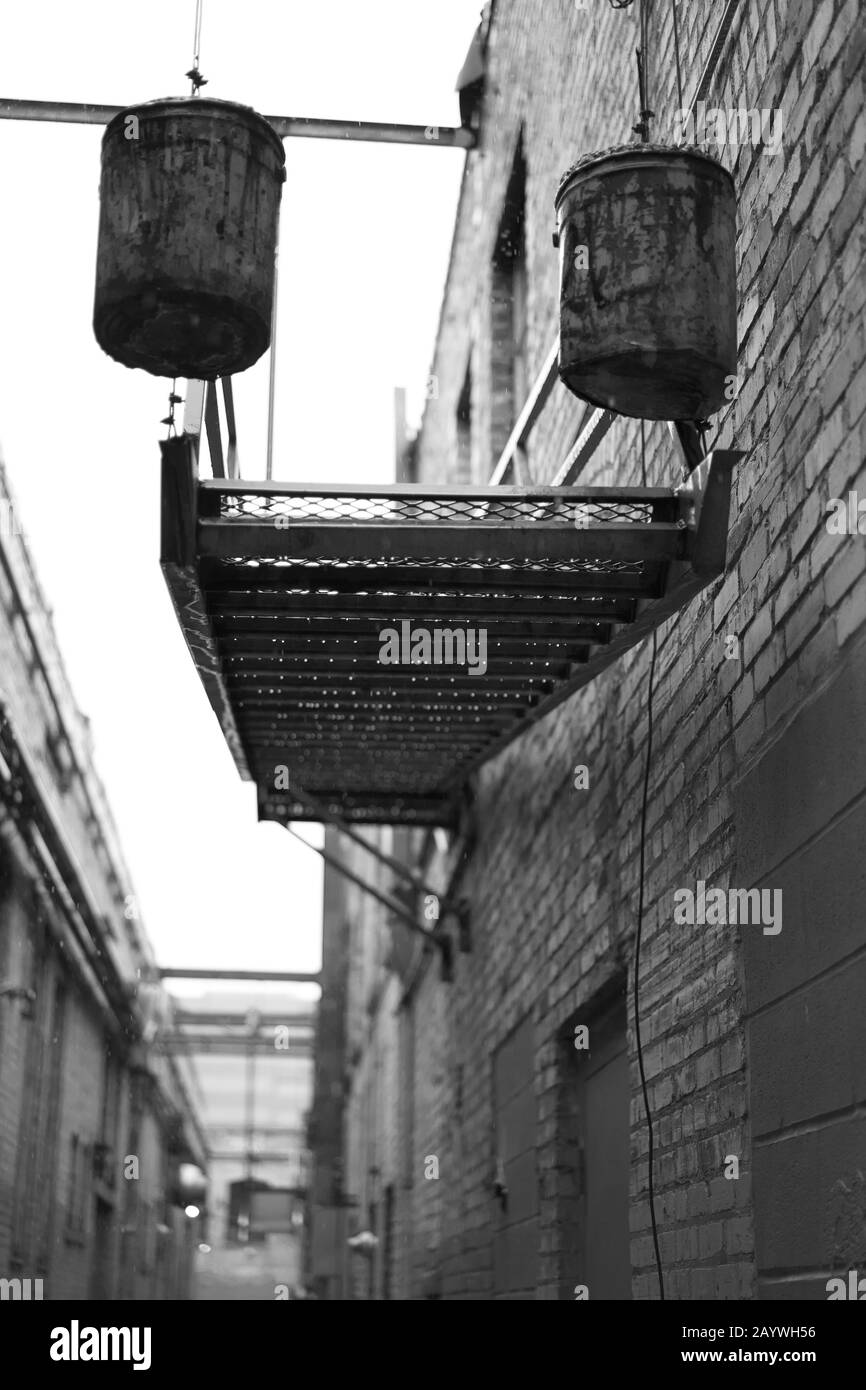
[160,440,740,827]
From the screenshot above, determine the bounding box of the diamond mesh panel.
[219,489,656,527]
[185,483,687,823]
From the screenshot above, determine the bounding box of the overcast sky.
[0,0,479,995]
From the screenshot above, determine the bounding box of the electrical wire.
[634,418,665,1300]
[187,0,207,95]
[193,0,203,69]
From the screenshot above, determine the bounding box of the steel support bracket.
[675,448,745,579]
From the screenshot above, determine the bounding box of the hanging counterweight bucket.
[554,143,737,421]
[93,97,286,380]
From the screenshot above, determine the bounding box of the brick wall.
[311,0,866,1299]
[0,454,205,1299]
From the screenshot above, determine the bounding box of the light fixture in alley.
[184,1205,201,1219]
[93,98,285,379]
[554,144,737,420]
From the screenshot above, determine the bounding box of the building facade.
[0,452,206,1301]
[186,989,313,1299]
[307,0,866,1298]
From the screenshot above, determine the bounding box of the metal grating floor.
[160,440,740,827]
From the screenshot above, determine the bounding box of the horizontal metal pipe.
[0,98,475,147]
[172,1010,314,1028]
[489,339,560,485]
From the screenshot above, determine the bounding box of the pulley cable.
[634,418,665,1301]
[186,0,207,95]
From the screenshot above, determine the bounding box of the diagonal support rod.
[284,826,436,944]
[288,782,468,930]
[284,825,454,981]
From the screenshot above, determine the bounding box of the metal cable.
[188,0,207,95]
[635,418,665,1301]
[193,0,203,68]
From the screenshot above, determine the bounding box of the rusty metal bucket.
[94,97,285,379]
[554,144,737,420]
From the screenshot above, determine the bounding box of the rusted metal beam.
[0,99,475,148]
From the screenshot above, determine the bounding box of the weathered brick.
[310,0,866,1303]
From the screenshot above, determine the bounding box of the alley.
[0,0,865,1339]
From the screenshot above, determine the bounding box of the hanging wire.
[633,0,654,142]
[634,417,665,1301]
[186,0,207,95]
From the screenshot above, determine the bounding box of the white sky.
[0,0,478,991]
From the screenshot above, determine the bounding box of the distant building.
[176,988,314,1299]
